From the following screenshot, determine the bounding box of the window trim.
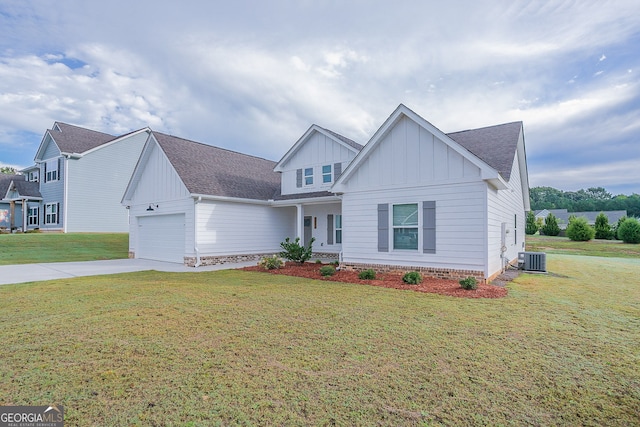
[44,203,58,225]
[392,203,419,251]
[322,164,332,184]
[304,167,313,186]
[335,214,342,244]
[28,206,39,226]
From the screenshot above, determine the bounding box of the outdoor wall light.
[147,204,158,211]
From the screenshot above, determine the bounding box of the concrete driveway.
[0,259,257,286]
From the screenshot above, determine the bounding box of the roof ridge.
[447,121,523,136]
[152,131,277,163]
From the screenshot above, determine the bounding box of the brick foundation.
[128,251,135,259]
[341,262,486,284]
[184,253,274,267]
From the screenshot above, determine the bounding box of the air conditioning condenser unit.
[518,252,547,272]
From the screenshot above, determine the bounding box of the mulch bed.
[240,262,509,299]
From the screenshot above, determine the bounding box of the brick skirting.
[341,262,486,284]
[184,253,272,267]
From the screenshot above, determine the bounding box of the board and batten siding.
[346,117,482,191]
[486,149,526,277]
[280,131,358,195]
[65,132,147,232]
[195,201,296,256]
[341,183,487,271]
[126,140,194,259]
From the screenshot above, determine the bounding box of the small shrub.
[617,217,640,244]
[279,237,315,263]
[315,259,323,264]
[566,217,595,241]
[402,271,423,285]
[320,265,336,277]
[525,211,538,235]
[332,261,340,266]
[358,269,376,280]
[614,216,627,240]
[594,212,612,240]
[258,255,283,270]
[459,277,478,290]
[541,213,561,236]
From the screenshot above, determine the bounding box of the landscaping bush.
[402,271,422,285]
[525,211,538,235]
[315,259,323,264]
[319,265,336,277]
[358,269,376,280]
[459,277,478,290]
[594,212,613,240]
[617,217,640,244]
[566,217,595,241]
[614,216,627,240]
[279,237,315,263]
[258,255,284,270]
[541,213,561,236]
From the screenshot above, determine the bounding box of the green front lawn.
[1,254,638,425]
[0,233,128,265]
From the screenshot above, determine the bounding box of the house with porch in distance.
[122,104,530,283]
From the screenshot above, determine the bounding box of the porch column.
[9,201,15,231]
[296,204,303,240]
[22,199,27,232]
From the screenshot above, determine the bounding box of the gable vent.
[518,252,547,272]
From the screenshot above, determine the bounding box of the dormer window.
[322,165,332,183]
[304,168,313,186]
[28,170,39,182]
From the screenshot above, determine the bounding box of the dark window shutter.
[58,157,62,179]
[334,162,342,181]
[327,214,334,245]
[44,162,47,183]
[296,169,302,188]
[56,202,60,224]
[423,201,436,253]
[378,204,389,252]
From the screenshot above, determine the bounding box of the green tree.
[617,218,640,244]
[614,216,627,240]
[525,211,538,235]
[0,166,17,174]
[566,217,595,241]
[541,213,561,236]
[594,212,612,239]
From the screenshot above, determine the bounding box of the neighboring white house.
[20,122,149,232]
[123,104,530,282]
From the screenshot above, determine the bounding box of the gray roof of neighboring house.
[319,127,363,151]
[152,132,281,200]
[272,190,336,201]
[446,121,523,181]
[0,174,42,199]
[48,122,116,154]
[534,209,627,224]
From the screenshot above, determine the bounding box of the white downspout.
[194,196,201,267]
[63,156,69,233]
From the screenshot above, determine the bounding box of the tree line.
[530,186,640,218]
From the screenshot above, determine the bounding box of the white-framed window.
[45,203,58,225]
[45,159,59,183]
[393,203,419,250]
[322,165,332,183]
[28,170,39,182]
[28,206,39,226]
[304,167,313,186]
[335,214,342,244]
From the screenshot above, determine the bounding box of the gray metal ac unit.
[518,252,547,272]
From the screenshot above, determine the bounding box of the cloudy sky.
[1,0,639,195]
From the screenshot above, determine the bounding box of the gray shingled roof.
[0,174,41,199]
[272,190,336,201]
[152,132,281,200]
[446,121,523,181]
[49,122,116,154]
[319,127,363,151]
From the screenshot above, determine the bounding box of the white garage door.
[137,214,185,263]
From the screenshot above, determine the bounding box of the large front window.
[45,203,58,224]
[393,203,418,250]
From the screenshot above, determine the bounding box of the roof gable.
[35,122,116,160]
[0,175,42,200]
[333,104,512,192]
[273,125,362,172]
[148,132,281,200]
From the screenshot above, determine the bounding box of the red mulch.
[240,262,508,299]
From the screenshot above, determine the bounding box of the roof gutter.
[190,193,272,205]
[194,196,202,268]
